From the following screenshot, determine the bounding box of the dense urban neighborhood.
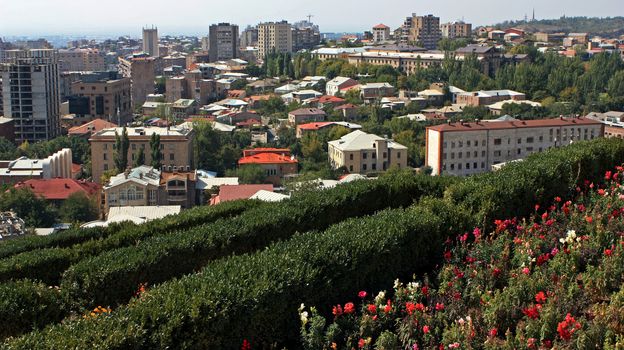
[1,4,624,349]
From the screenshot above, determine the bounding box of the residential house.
[14,178,100,207]
[171,99,198,119]
[317,95,346,109]
[288,108,327,126]
[209,184,274,205]
[326,77,359,96]
[67,119,118,139]
[456,89,526,106]
[328,130,408,174]
[335,103,359,120]
[238,148,298,186]
[360,83,395,102]
[296,121,362,138]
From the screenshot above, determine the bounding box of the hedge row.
[0,200,258,285]
[61,173,454,308]
[3,201,470,349]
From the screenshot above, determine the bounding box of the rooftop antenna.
[532,8,535,22]
[306,14,314,23]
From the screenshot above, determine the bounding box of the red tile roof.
[214,184,274,203]
[297,122,334,130]
[373,24,390,29]
[14,179,100,200]
[335,103,358,110]
[236,118,262,127]
[239,152,298,165]
[289,108,326,116]
[68,119,117,136]
[427,117,601,133]
[318,95,346,104]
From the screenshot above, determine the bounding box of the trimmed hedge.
[0,199,260,260]
[0,200,258,285]
[3,203,469,349]
[61,173,454,308]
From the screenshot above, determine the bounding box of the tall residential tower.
[142,26,159,57]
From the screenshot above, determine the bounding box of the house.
[209,184,274,205]
[290,90,323,103]
[335,103,359,120]
[238,148,298,185]
[296,121,362,138]
[274,84,299,95]
[456,90,526,107]
[317,95,346,109]
[142,101,172,117]
[326,77,359,96]
[328,130,408,174]
[68,119,118,139]
[360,83,395,102]
[417,89,445,106]
[247,78,279,93]
[245,94,274,109]
[288,108,327,126]
[14,178,100,207]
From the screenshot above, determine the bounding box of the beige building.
[142,27,160,57]
[69,75,131,122]
[90,125,195,183]
[401,14,441,50]
[425,117,604,177]
[58,48,105,72]
[372,24,391,43]
[456,89,526,106]
[328,130,408,174]
[118,56,156,110]
[257,21,293,60]
[440,21,472,39]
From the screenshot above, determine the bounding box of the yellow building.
[328,130,408,174]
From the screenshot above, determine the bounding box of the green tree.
[0,188,57,227]
[607,70,624,98]
[150,133,162,169]
[113,127,129,172]
[60,192,99,223]
[301,133,326,164]
[227,164,267,184]
[133,146,145,168]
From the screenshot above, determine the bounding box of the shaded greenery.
[60,193,99,224]
[193,121,251,175]
[0,188,57,228]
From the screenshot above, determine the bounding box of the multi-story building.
[401,14,441,50]
[257,21,293,60]
[456,89,526,106]
[288,108,326,126]
[372,24,391,43]
[209,23,239,62]
[0,49,61,143]
[328,130,408,174]
[0,117,15,143]
[292,27,321,52]
[326,76,359,96]
[67,71,131,123]
[425,117,604,176]
[58,48,106,72]
[440,21,472,39]
[0,148,73,185]
[89,125,195,183]
[240,25,259,48]
[142,27,160,57]
[0,78,3,116]
[118,56,155,110]
[237,148,298,186]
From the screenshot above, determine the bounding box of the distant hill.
[492,16,624,37]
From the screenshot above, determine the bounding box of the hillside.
[494,16,624,37]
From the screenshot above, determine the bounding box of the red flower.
[604,248,613,257]
[473,227,481,239]
[557,313,581,341]
[522,267,530,275]
[605,171,612,180]
[585,216,593,224]
[444,250,452,261]
[415,303,425,312]
[554,196,562,202]
[541,212,548,221]
[492,267,501,277]
[421,286,429,296]
[332,305,343,317]
[358,291,367,299]
[435,303,445,311]
[405,302,416,315]
[367,304,377,314]
[343,302,355,314]
[423,325,430,334]
[522,304,541,319]
[535,291,547,304]
[358,338,366,348]
[384,300,392,313]
[489,328,498,337]
[535,204,540,211]
[241,339,251,350]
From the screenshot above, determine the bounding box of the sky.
[1,0,622,37]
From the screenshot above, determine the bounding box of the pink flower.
[435,303,445,311]
[522,267,530,275]
[448,343,460,349]
[332,305,343,317]
[423,325,430,334]
[367,304,377,314]
[358,338,366,348]
[343,302,355,314]
[472,227,481,239]
[489,328,498,337]
[358,291,367,299]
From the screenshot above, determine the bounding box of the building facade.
[118,56,155,110]
[328,130,408,174]
[58,48,106,72]
[142,27,159,57]
[238,148,298,185]
[240,25,259,48]
[440,21,472,39]
[425,118,604,176]
[372,24,391,43]
[209,23,239,62]
[257,21,293,60]
[89,125,195,183]
[401,14,441,50]
[68,72,131,123]
[0,49,61,143]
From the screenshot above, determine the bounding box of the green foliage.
[227,164,267,184]
[60,193,99,224]
[149,133,161,169]
[193,121,251,174]
[113,127,129,172]
[0,188,57,228]
[132,146,145,168]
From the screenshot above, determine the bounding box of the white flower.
[375,291,386,304]
[300,311,309,325]
[394,279,402,290]
[298,303,305,312]
[458,318,465,326]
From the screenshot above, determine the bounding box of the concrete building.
[425,117,604,176]
[456,89,526,106]
[326,76,359,96]
[328,130,408,174]
[292,27,321,52]
[372,24,391,43]
[209,23,239,62]
[0,49,61,143]
[118,56,156,110]
[257,21,293,60]
[288,108,326,126]
[0,117,15,143]
[360,83,395,102]
[401,14,441,50]
[440,21,472,39]
[142,27,160,57]
[0,148,73,185]
[238,148,298,186]
[89,125,195,183]
[67,71,131,123]
[58,48,105,72]
[240,25,259,48]
[311,47,367,61]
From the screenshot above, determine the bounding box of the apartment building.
[58,48,105,72]
[440,21,473,39]
[456,89,526,106]
[240,26,259,48]
[209,23,239,62]
[425,117,604,176]
[0,49,61,143]
[328,130,407,174]
[292,27,321,52]
[257,21,293,60]
[142,27,160,57]
[401,14,441,50]
[68,71,131,123]
[89,125,195,183]
[118,56,155,110]
[372,24,391,43]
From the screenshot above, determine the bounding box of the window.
[363,164,367,171]
[383,152,387,158]
[127,187,137,201]
[481,162,485,169]
[350,154,353,160]
[372,163,377,170]
[539,136,543,142]
[481,151,486,157]
[451,142,455,148]
[170,153,175,160]
[493,150,501,157]
[527,137,534,143]
[458,152,462,159]
[473,162,477,169]
[466,163,470,169]
[104,164,108,171]
[466,152,470,159]
[372,153,376,159]
[450,164,455,170]
[443,153,447,160]
[443,142,447,149]
[517,138,522,144]
[473,151,477,157]
[349,165,353,171]
[148,190,156,204]
[467,140,471,147]
[494,138,502,145]
[397,152,401,159]
[103,153,107,160]
[526,147,534,152]
[363,152,367,159]
[451,152,455,159]
[458,163,462,170]
[517,149,521,155]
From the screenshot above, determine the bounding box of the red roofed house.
[318,95,346,109]
[238,148,298,185]
[227,90,247,99]
[67,119,118,139]
[296,121,362,138]
[372,24,391,43]
[335,103,359,120]
[14,178,100,207]
[209,184,273,205]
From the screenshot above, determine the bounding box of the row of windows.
[443,162,486,172]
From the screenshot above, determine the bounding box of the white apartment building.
[328,130,408,174]
[257,21,292,60]
[426,117,604,176]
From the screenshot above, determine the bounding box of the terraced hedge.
[61,173,454,308]
[0,199,260,260]
[0,200,259,285]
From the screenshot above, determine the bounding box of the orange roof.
[71,163,82,175]
[14,179,99,200]
[248,95,274,101]
[335,103,358,110]
[68,119,118,136]
[319,95,346,104]
[297,122,334,130]
[427,117,601,133]
[215,184,274,203]
[373,24,390,29]
[239,153,298,165]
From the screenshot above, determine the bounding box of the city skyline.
[1,0,622,37]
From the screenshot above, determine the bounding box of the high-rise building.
[142,26,159,57]
[372,24,391,43]
[440,21,473,39]
[209,23,239,62]
[401,14,441,50]
[67,71,132,124]
[240,26,259,48]
[118,55,155,110]
[58,48,106,72]
[0,49,61,143]
[257,21,293,59]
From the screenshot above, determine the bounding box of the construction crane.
[306,14,314,23]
